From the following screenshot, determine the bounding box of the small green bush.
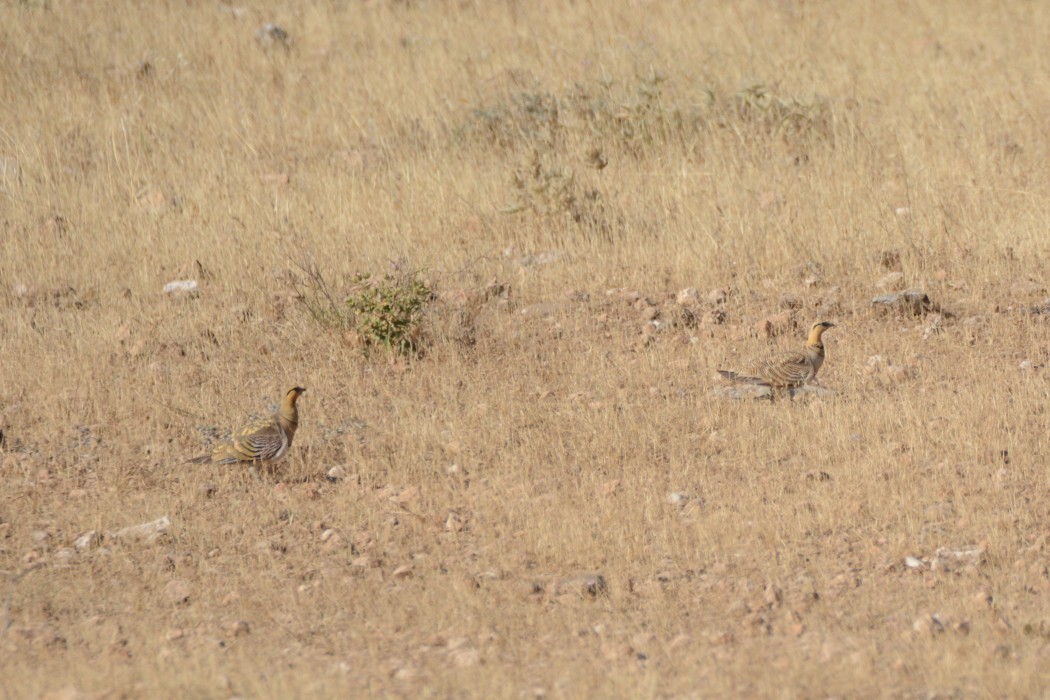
[344,271,433,355]
[294,261,434,356]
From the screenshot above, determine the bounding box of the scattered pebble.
[162,279,199,297]
[871,290,937,316]
[108,515,171,544]
[932,546,985,573]
[163,579,191,606]
[444,510,464,532]
[667,492,689,506]
[73,530,99,551]
[256,23,290,50]
[675,288,700,306]
[224,620,251,637]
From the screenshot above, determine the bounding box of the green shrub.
[294,261,434,357]
[344,270,433,355]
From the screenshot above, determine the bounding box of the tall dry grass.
[2,1,1049,697]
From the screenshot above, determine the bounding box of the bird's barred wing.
[756,351,814,387]
[211,419,284,463]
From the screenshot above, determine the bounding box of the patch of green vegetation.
[460,74,833,157]
[294,261,434,356]
[344,270,433,355]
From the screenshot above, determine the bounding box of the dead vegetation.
[2,2,1050,698]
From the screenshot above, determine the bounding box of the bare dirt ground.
[2,2,1050,697]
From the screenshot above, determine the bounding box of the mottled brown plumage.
[718,322,835,391]
[190,387,305,466]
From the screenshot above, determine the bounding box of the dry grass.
[2,1,1050,697]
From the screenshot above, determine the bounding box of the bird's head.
[808,321,835,344]
[279,386,306,424]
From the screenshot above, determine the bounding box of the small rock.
[224,620,251,637]
[904,556,925,570]
[932,546,985,573]
[871,290,936,316]
[326,465,347,482]
[109,515,171,544]
[667,492,689,506]
[162,279,199,297]
[256,23,290,50]
[1019,360,1034,372]
[444,510,464,532]
[31,530,50,543]
[676,288,701,306]
[73,530,99,551]
[163,579,191,605]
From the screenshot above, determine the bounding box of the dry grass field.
[3,1,1050,697]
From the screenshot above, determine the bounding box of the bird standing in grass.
[718,322,835,394]
[190,387,306,469]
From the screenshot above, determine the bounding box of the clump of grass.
[344,269,433,355]
[728,82,832,144]
[501,148,615,240]
[461,74,834,162]
[294,260,434,356]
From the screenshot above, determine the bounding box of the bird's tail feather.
[717,370,766,385]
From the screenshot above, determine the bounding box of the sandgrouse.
[190,387,305,468]
[718,322,835,395]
